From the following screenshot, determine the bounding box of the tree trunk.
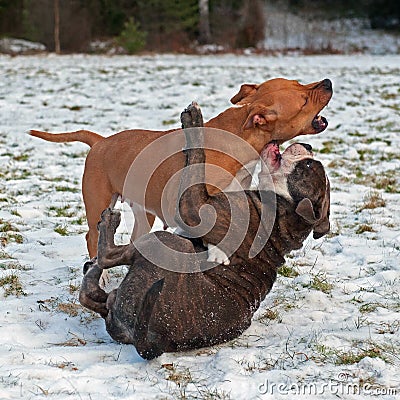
[198,0,211,44]
[54,0,61,53]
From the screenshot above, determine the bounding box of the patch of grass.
[60,151,88,159]
[196,387,232,400]
[54,224,69,236]
[57,302,82,317]
[380,92,397,100]
[47,205,75,218]
[359,302,382,313]
[0,250,13,260]
[0,233,24,246]
[376,121,396,133]
[71,216,86,225]
[309,273,333,294]
[357,191,386,212]
[0,220,23,246]
[55,186,79,193]
[162,119,177,126]
[3,168,31,180]
[335,346,384,365]
[12,153,30,162]
[318,140,343,154]
[278,264,299,278]
[355,224,376,234]
[313,342,390,365]
[346,100,361,107]
[375,320,400,335]
[327,159,346,169]
[10,210,22,217]
[0,260,31,271]
[235,356,276,373]
[348,131,365,137]
[257,308,281,323]
[162,363,193,399]
[0,273,26,297]
[357,149,375,161]
[374,173,398,193]
[68,282,80,294]
[0,219,19,233]
[352,170,398,193]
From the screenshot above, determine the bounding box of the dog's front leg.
[176,103,212,234]
[79,260,108,317]
[97,208,136,269]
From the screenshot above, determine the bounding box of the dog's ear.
[230,83,258,104]
[313,177,330,239]
[243,106,277,132]
[295,177,330,239]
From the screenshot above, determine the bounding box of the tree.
[199,0,211,44]
[54,0,60,53]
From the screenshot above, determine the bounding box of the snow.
[0,39,46,55]
[0,53,399,399]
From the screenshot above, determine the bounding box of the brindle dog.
[79,103,330,360]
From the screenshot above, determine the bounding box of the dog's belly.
[104,232,259,351]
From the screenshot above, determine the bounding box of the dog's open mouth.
[312,115,328,133]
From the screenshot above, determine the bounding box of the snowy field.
[0,54,399,399]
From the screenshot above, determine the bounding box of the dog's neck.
[272,195,313,255]
[205,106,270,153]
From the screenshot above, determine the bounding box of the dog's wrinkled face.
[258,142,313,198]
[258,142,330,239]
[231,78,333,142]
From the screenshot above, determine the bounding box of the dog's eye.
[306,159,313,168]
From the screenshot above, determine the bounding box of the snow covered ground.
[0,54,399,399]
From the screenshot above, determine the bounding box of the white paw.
[207,244,230,265]
[99,270,111,289]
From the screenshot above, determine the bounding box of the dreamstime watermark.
[257,374,398,397]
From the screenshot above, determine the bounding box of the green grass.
[0,219,23,245]
[334,346,384,365]
[55,186,79,193]
[54,224,69,236]
[309,273,333,294]
[47,205,75,218]
[0,273,26,297]
[278,264,299,278]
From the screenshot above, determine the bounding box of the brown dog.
[31,78,332,258]
[79,103,330,359]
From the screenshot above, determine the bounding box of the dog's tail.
[30,129,103,148]
[133,278,165,360]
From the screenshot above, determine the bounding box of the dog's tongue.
[312,115,328,133]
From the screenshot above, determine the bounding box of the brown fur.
[31,78,332,258]
[79,104,331,359]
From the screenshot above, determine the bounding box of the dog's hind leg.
[133,279,165,360]
[130,203,154,242]
[82,167,115,259]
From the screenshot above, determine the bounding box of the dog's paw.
[99,208,121,230]
[207,244,230,266]
[181,102,203,129]
[99,270,111,289]
[83,257,97,275]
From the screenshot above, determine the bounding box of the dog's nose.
[300,143,313,152]
[322,79,332,91]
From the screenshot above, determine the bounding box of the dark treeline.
[0,0,398,53]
